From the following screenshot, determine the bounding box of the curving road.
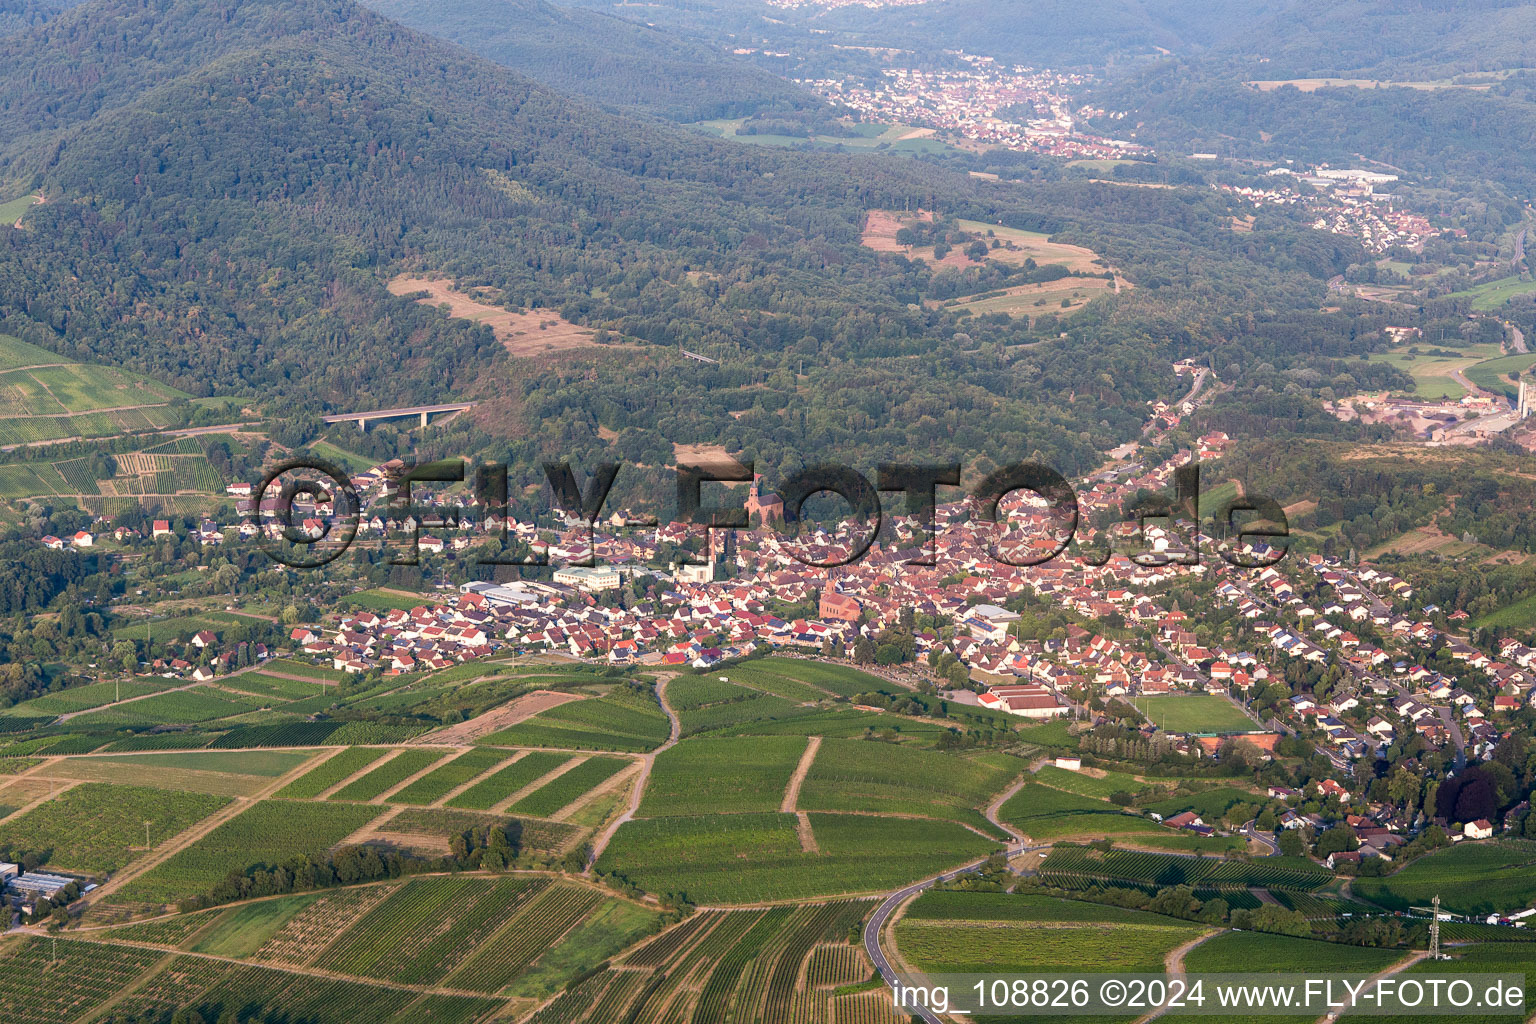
[862,775,1034,1022]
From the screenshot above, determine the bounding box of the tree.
[1278,828,1306,857]
[111,640,138,674]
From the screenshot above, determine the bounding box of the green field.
[1134,695,1256,734]
[1041,845,1330,891]
[597,811,997,903]
[896,892,1207,974]
[187,892,325,956]
[1366,341,1503,400]
[36,748,316,797]
[506,755,629,818]
[312,874,550,985]
[118,800,382,905]
[0,195,41,224]
[478,687,670,752]
[1353,839,1536,915]
[347,588,434,612]
[387,748,515,805]
[274,747,392,799]
[328,749,447,802]
[720,657,892,699]
[639,735,806,817]
[445,751,574,810]
[1448,274,1536,311]
[999,782,1163,841]
[0,782,229,873]
[1034,764,1163,798]
[1464,351,1536,399]
[799,737,1021,833]
[1473,590,1536,629]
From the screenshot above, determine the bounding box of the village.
[58,417,1533,867]
[798,52,1149,160]
[1216,165,1441,254]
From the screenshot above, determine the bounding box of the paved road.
[1241,819,1279,856]
[1507,319,1528,355]
[863,846,1044,1023]
[861,777,1034,1022]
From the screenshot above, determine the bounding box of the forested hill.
[0,0,1159,481]
[0,0,60,36]
[359,0,823,122]
[0,0,1395,495]
[1203,0,1536,78]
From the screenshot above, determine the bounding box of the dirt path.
[585,675,679,870]
[1315,950,1428,1023]
[417,689,586,745]
[1131,929,1222,1024]
[781,735,821,814]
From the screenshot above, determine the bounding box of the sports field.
[1133,694,1255,733]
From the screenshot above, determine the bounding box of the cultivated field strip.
[443,882,602,993]
[446,750,574,811]
[507,755,628,818]
[274,746,392,799]
[248,881,405,965]
[390,746,516,805]
[312,874,549,985]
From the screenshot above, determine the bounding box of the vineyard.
[0,782,229,873]
[507,755,630,818]
[387,748,515,805]
[445,750,574,810]
[676,690,817,736]
[439,881,600,993]
[1353,839,1536,916]
[895,893,1207,974]
[0,937,167,1024]
[798,737,1022,831]
[1039,845,1331,892]
[275,747,392,799]
[639,735,806,816]
[314,874,550,984]
[598,811,996,903]
[328,749,448,802]
[478,687,671,752]
[117,800,382,905]
[377,808,582,854]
